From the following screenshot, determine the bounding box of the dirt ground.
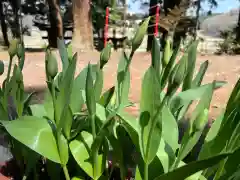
[0,50,239,120]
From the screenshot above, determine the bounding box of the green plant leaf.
[117,110,140,149]
[214,81,227,89]
[135,138,175,179]
[217,147,240,179]
[200,109,238,162]
[199,79,240,163]
[176,83,214,162]
[161,105,179,152]
[74,64,98,90]
[205,111,225,143]
[182,40,199,90]
[69,131,106,179]
[66,42,73,60]
[108,135,127,180]
[170,82,226,120]
[94,68,104,102]
[23,92,35,110]
[139,66,161,164]
[151,36,161,76]
[167,54,188,96]
[160,41,181,90]
[57,133,69,165]
[0,102,8,120]
[1,116,61,163]
[178,161,203,180]
[71,64,98,113]
[154,153,230,180]
[100,43,112,69]
[157,138,176,173]
[135,155,164,180]
[29,104,48,118]
[96,103,107,123]
[86,63,96,117]
[132,17,150,52]
[116,52,130,108]
[55,53,77,127]
[17,42,25,71]
[57,38,69,74]
[62,106,73,140]
[43,90,54,120]
[140,66,160,118]
[98,86,115,108]
[192,60,209,88]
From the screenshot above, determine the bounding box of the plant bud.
[0,60,4,75]
[132,17,151,52]
[169,54,188,86]
[166,54,188,97]
[67,42,73,61]
[163,36,172,67]
[110,91,117,107]
[100,43,112,69]
[192,109,209,132]
[17,43,25,70]
[86,64,96,117]
[46,51,58,78]
[15,66,23,83]
[8,39,19,58]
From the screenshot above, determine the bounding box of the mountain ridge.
[200,8,239,37]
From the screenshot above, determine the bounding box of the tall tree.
[147,0,190,51]
[71,0,94,51]
[47,0,63,48]
[192,0,217,38]
[0,0,9,46]
[236,3,240,43]
[0,0,22,46]
[146,0,159,51]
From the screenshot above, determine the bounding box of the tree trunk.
[236,7,240,43]
[122,0,127,50]
[194,0,201,39]
[72,0,94,51]
[10,0,21,39]
[0,1,9,46]
[147,0,158,51]
[47,0,63,48]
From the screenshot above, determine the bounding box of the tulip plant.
[1,17,240,180]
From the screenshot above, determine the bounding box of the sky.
[128,0,239,14]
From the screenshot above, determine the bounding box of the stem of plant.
[51,80,56,107]
[6,56,13,83]
[143,95,168,180]
[144,163,149,180]
[3,56,14,115]
[91,114,98,179]
[145,95,168,160]
[117,51,134,108]
[17,84,23,116]
[63,165,70,180]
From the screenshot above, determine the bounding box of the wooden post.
[104,7,109,47]
[154,4,160,37]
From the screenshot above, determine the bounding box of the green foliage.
[1,21,240,180]
[217,28,240,55]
